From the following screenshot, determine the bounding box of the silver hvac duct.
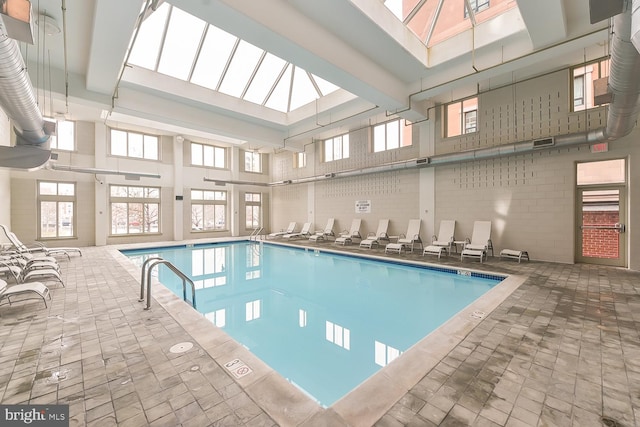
[0,18,52,170]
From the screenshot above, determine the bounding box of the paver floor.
[1,241,639,427]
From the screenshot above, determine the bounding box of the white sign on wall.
[355,200,371,214]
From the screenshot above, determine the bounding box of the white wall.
[270,69,639,269]
[0,110,11,244]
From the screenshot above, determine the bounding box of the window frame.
[244,151,262,173]
[191,142,227,169]
[464,0,490,18]
[571,57,610,112]
[44,118,76,151]
[109,185,161,236]
[324,133,350,162]
[372,119,411,153]
[245,192,261,230]
[293,152,306,168]
[190,189,228,232]
[37,180,77,240]
[444,96,479,138]
[109,128,160,161]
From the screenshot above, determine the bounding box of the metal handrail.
[249,227,264,240]
[139,257,196,310]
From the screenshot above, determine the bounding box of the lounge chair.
[309,218,335,242]
[360,219,390,249]
[429,220,456,255]
[0,279,51,308]
[461,221,493,263]
[0,259,65,287]
[385,219,423,254]
[267,222,297,239]
[0,224,82,260]
[282,222,312,240]
[334,219,362,246]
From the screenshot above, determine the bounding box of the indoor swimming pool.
[122,241,503,407]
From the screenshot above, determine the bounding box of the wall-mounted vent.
[532,137,555,148]
[416,158,429,166]
[324,173,335,178]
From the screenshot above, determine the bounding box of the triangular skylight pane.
[265,63,292,112]
[128,3,170,70]
[290,68,320,111]
[406,0,438,42]
[428,0,471,47]
[385,0,423,21]
[244,54,287,105]
[157,8,207,80]
[313,74,339,96]
[384,0,403,20]
[218,41,263,98]
[191,25,238,91]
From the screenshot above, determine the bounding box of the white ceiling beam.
[516,0,568,48]
[86,0,142,94]
[111,87,288,149]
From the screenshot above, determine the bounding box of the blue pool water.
[122,241,502,407]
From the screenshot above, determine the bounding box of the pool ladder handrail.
[139,257,196,310]
[249,226,264,241]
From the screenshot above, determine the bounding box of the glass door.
[575,159,626,267]
[576,187,626,266]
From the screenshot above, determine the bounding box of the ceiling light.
[36,13,60,36]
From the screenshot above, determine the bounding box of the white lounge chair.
[359,220,390,249]
[267,222,297,239]
[461,221,493,262]
[431,220,456,255]
[334,219,362,246]
[283,222,312,240]
[385,219,422,254]
[0,279,51,308]
[0,259,65,287]
[0,224,82,260]
[309,218,335,242]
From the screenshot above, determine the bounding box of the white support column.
[418,120,435,240]
[173,136,184,241]
[94,123,108,246]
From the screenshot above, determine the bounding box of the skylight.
[384,0,517,47]
[127,3,340,113]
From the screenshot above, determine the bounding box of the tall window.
[191,142,226,168]
[110,185,160,235]
[244,151,262,173]
[245,193,261,229]
[572,58,610,112]
[445,97,478,137]
[324,133,349,161]
[373,119,411,152]
[294,152,306,168]
[464,0,490,18]
[191,189,227,231]
[45,118,75,151]
[38,181,75,239]
[110,129,159,160]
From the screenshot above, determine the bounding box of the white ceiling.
[22,0,609,152]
